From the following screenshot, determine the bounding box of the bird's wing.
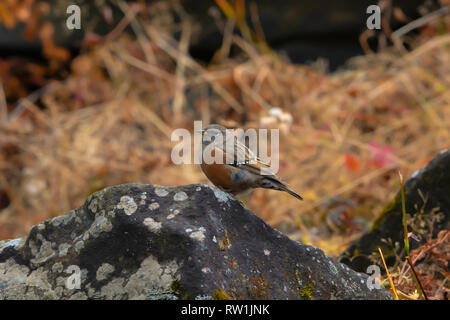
[219,131,274,176]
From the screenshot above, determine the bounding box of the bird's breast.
[201,163,255,192]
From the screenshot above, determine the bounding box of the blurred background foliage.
[0,0,449,298]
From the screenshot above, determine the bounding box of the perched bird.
[199,124,303,200]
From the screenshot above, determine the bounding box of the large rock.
[340,149,450,272]
[0,183,391,300]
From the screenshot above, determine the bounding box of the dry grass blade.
[392,6,450,40]
[0,83,7,125]
[144,25,245,114]
[379,247,399,300]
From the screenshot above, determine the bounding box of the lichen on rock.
[0,183,392,300]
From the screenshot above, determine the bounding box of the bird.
[199,124,303,200]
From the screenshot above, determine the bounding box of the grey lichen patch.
[167,209,180,220]
[205,185,233,204]
[97,277,127,299]
[29,235,56,267]
[189,227,206,242]
[106,209,116,219]
[93,206,114,220]
[148,202,160,211]
[173,191,188,202]
[88,198,98,213]
[50,210,77,228]
[24,267,58,299]
[52,262,64,274]
[143,217,162,233]
[327,261,339,276]
[154,187,169,197]
[0,259,30,299]
[50,216,64,228]
[74,240,84,252]
[68,291,88,300]
[54,277,67,292]
[124,255,181,300]
[96,263,115,281]
[54,286,64,298]
[139,192,147,205]
[116,196,137,215]
[86,216,113,239]
[58,243,71,257]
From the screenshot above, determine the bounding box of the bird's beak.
[196,129,207,135]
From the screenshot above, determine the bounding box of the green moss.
[370,195,400,232]
[169,280,188,299]
[295,269,301,282]
[299,281,315,300]
[249,275,271,299]
[169,280,182,293]
[213,289,231,300]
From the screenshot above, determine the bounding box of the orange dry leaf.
[344,154,361,172]
[23,9,40,40]
[0,3,16,28]
[39,22,70,62]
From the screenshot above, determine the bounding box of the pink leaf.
[369,141,397,168]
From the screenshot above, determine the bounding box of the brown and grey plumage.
[199,124,303,200]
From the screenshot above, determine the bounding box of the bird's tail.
[261,177,303,201]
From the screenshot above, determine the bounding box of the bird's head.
[199,124,228,147]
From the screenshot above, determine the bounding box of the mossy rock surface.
[340,149,450,272]
[0,183,391,299]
